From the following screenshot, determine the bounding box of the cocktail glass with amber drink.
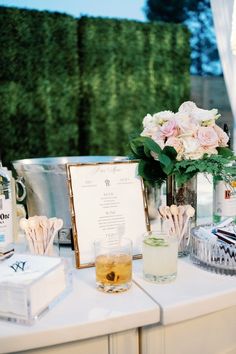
[94,238,132,293]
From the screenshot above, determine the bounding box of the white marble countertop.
[0,260,160,354]
[133,257,236,325]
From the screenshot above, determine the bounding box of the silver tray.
[190,225,236,276]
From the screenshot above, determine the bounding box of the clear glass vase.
[166,175,197,257]
[145,182,162,221]
[166,175,197,212]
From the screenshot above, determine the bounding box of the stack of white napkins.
[0,253,68,324]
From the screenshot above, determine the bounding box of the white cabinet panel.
[20,335,108,354]
[140,306,236,354]
[140,325,164,354]
[109,329,139,354]
[165,306,236,354]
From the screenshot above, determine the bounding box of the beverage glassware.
[94,237,132,293]
[142,230,178,283]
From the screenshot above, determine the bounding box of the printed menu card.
[67,161,149,268]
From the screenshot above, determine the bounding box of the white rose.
[185,149,205,160]
[202,147,218,156]
[178,101,197,114]
[191,108,220,126]
[180,136,204,160]
[140,126,158,138]
[153,110,174,125]
[141,113,160,137]
[174,112,198,134]
[142,113,154,128]
[181,136,200,153]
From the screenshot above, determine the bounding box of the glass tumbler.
[94,237,132,293]
[142,230,178,283]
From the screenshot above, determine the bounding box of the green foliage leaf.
[162,145,177,160]
[143,137,162,155]
[129,138,148,159]
[138,159,166,187]
[129,136,162,159]
[217,147,234,158]
[132,139,236,186]
[158,153,174,175]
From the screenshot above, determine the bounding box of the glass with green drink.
[142,230,178,283]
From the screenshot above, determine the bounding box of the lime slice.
[143,237,168,247]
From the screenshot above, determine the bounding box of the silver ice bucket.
[12,156,127,243]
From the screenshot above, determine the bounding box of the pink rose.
[197,126,219,148]
[213,125,229,147]
[165,137,183,154]
[159,119,178,138]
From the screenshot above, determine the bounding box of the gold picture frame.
[66,160,150,268]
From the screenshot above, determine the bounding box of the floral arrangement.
[130,101,235,186]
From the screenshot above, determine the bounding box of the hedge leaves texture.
[0,7,190,165]
[0,7,79,164]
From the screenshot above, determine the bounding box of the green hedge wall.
[0,7,79,165]
[0,7,190,165]
[78,17,190,155]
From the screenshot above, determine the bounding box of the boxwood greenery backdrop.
[0,6,190,166]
